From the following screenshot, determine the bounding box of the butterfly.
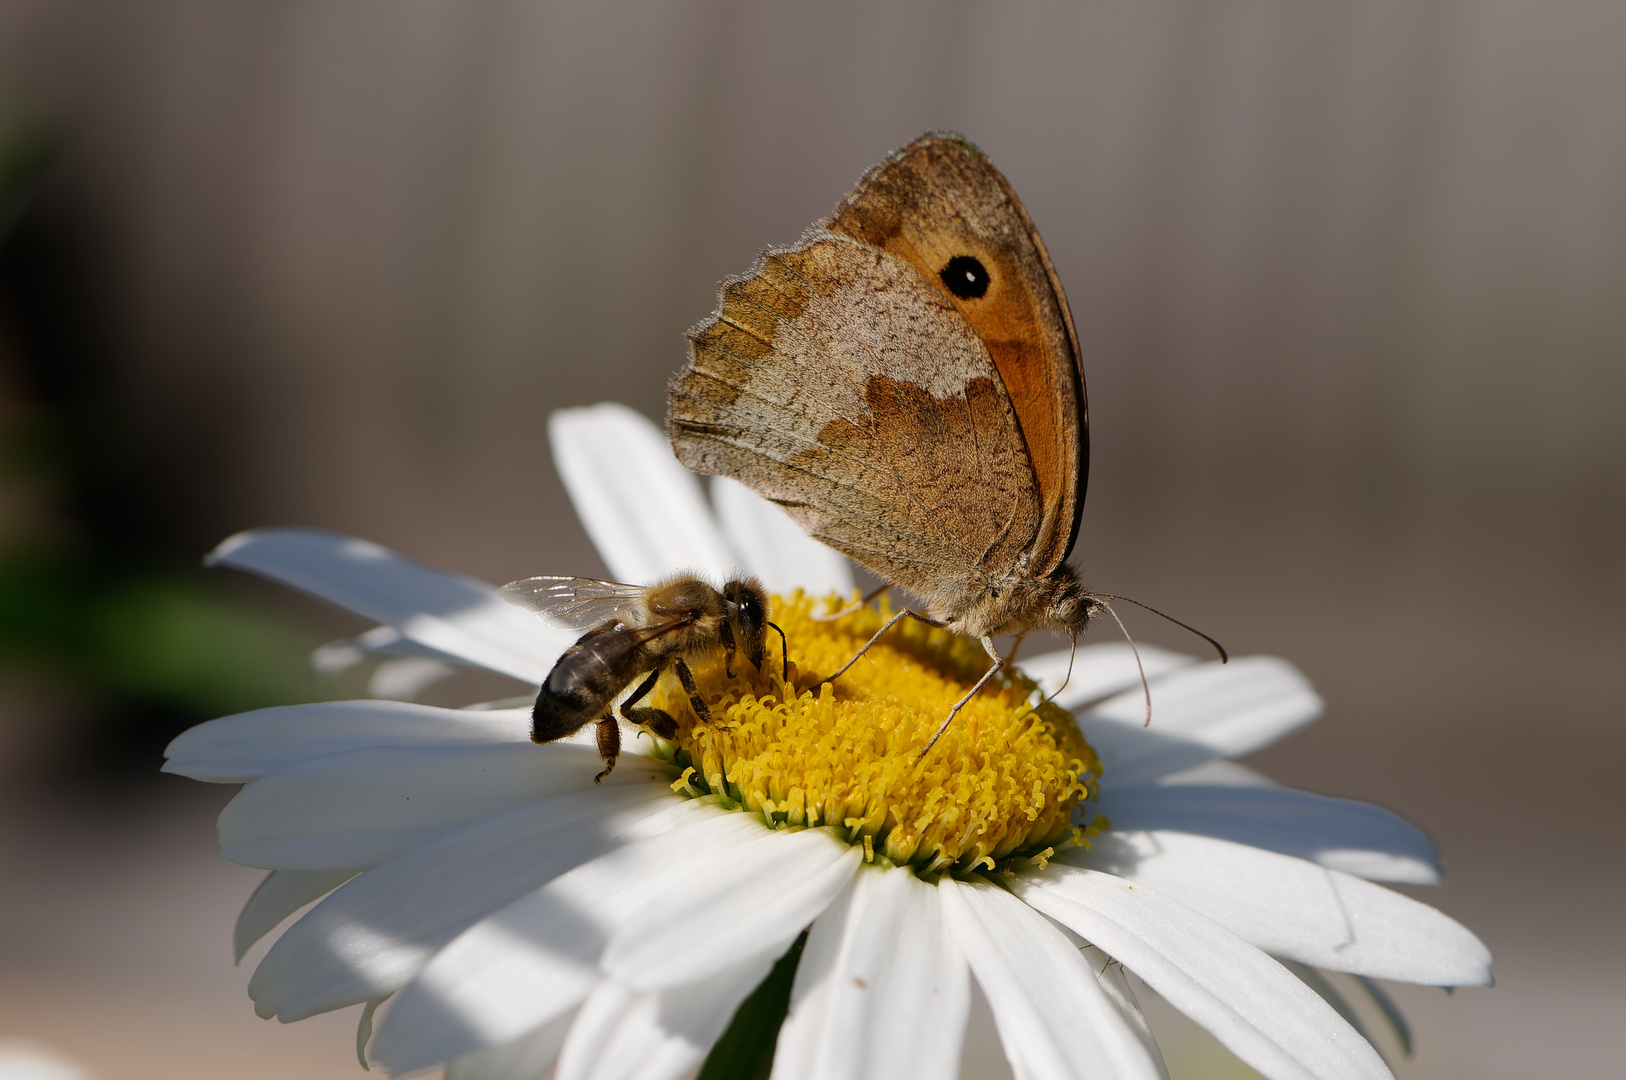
[668,132,1219,749]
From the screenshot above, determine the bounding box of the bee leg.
[673,658,714,724]
[627,708,679,741]
[593,715,621,783]
[619,665,679,740]
[621,664,663,710]
[718,619,738,678]
[918,634,1004,759]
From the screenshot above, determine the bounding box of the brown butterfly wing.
[822,133,1087,574]
[669,232,1042,612]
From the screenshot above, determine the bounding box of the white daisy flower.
[166,403,1491,1080]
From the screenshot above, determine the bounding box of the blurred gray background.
[0,1,1621,1077]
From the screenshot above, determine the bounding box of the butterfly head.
[1032,564,1104,638]
[949,564,1101,641]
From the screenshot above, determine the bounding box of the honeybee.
[500,573,785,781]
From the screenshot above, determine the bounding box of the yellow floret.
[646,591,1103,876]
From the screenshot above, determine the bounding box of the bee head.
[722,577,770,671]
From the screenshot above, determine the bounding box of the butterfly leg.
[592,715,621,783]
[811,583,891,623]
[826,608,946,682]
[619,664,679,740]
[920,635,1004,757]
[1005,628,1031,665]
[673,658,714,724]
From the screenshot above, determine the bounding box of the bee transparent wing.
[499,576,646,630]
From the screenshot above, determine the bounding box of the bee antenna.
[1090,594,1228,663]
[1092,598,1153,727]
[767,621,789,682]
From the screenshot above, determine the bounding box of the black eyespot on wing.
[940,255,990,300]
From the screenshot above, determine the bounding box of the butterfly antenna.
[812,583,890,623]
[1092,594,1228,663]
[1094,598,1153,726]
[1051,633,1078,703]
[768,621,789,682]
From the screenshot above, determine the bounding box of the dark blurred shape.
[0,116,322,787]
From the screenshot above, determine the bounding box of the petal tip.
[205,528,262,566]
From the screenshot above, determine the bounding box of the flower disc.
[648,593,1103,875]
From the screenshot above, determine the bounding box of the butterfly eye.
[939,255,990,300]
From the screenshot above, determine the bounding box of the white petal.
[1078,723,1224,788]
[1071,831,1490,985]
[1094,784,1441,884]
[311,624,470,677]
[1018,643,1194,712]
[368,656,458,699]
[709,476,854,597]
[600,824,862,991]
[772,865,968,1080]
[0,1041,93,1080]
[356,997,384,1070]
[218,744,674,870]
[1279,961,1376,1050]
[208,528,569,683]
[234,869,358,962]
[1040,920,1171,1079]
[550,404,736,582]
[1013,864,1391,1080]
[1155,759,1280,787]
[164,700,530,783]
[248,784,682,1022]
[937,876,1165,1080]
[1081,943,1171,1079]
[445,1009,576,1080]
[1353,975,1413,1057]
[556,960,773,1080]
[956,980,1013,1080]
[373,803,753,1073]
[1079,715,1222,783]
[1083,656,1321,757]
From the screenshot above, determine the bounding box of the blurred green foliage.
[0,547,320,719]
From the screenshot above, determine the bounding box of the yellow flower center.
[645,592,1103,876]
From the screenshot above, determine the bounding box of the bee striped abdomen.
[531,624,645,743]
